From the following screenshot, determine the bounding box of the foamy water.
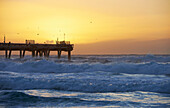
[0,54,170,107]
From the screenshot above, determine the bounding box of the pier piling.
[20,50,22,58]
[58,50,61,59]
[32,51,35,57]
[36,51,38,57]
[39,51,43,57]
[68,51,71,60]
[5,50,8,58]
[23,50,25,57]
[47,50,50,57]
[9,50,12,59]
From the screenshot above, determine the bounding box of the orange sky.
[0,0,170,54]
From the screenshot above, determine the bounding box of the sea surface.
[0,54,170,108]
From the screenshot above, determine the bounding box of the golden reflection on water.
[23,90,170,105]
[95,92,170,104]
[24,90,78,97]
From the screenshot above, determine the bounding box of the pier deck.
[0,43,74,60]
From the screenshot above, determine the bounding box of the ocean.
[0,54,170,108]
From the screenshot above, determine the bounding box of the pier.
[0,41,74,60]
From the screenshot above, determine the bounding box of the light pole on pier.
[4,34,5,43]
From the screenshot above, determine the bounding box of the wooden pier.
[0,42,74,60]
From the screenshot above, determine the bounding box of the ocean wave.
[0,90,169,108]
[0,60,170,75]
[0,91,124,107]
[0,71,169,93]
[72,54,170,63]
[1,54,170,64]
[0,91,86,107]
[0,59,170,93]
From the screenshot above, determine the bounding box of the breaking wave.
[0,60,170,75]
[0,91,87,107]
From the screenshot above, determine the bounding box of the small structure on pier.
[0,39,74,60]
[26,40,35,44]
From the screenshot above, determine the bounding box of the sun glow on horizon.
[0,0,170,45]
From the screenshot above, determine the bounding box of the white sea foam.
[0,55,170,94]
[0,70,170,93]
[0,60,170,75]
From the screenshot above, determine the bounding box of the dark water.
[0,54,170,107]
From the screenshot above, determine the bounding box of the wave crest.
[0,60,170,75]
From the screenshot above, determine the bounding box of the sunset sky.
[0,0,170,54]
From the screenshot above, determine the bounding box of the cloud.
[73,38,170,54]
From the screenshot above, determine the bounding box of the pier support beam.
[9,50,12,59]
[39,51,43,57]
[58,50,61,59]
[68,51,71,60]
[47,50,50,57]
[20,50,22,58]
[43,51,47,57]
[23,50,25,57]
[36,51,39,57]
[5,50,8,58]
[32,50,35,57]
